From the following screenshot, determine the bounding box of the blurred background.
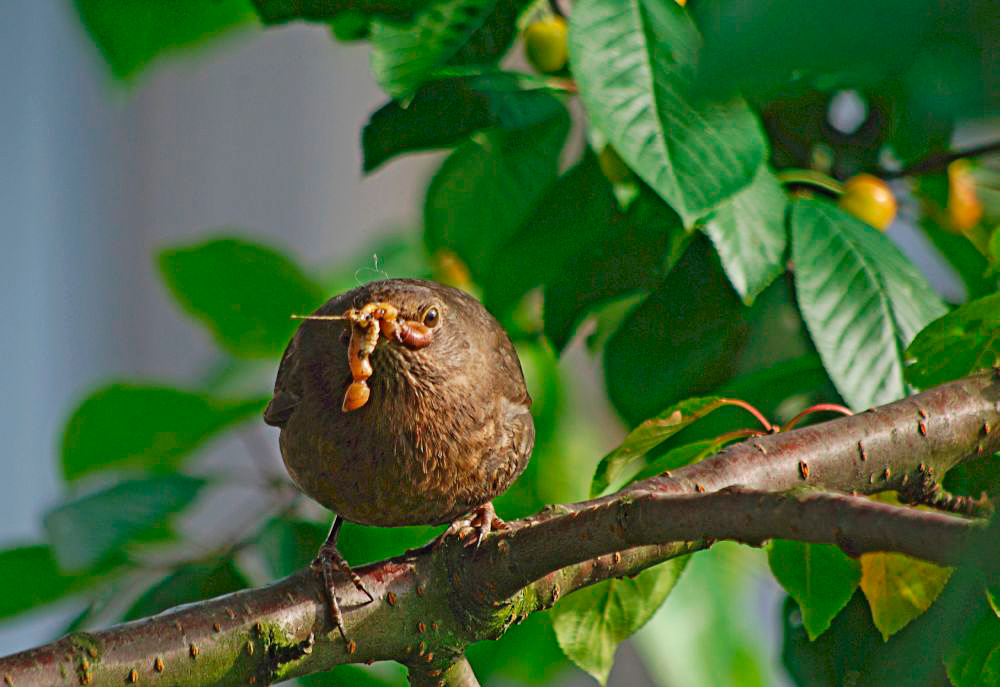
[1,0,440,655]
[2,1,995,686]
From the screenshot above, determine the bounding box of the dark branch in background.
[884,139,1000,178]
[1,373,998,687]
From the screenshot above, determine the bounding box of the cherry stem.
[717,428,768,443]
[718,398,774,432]
[776,169,844,195]
[782,403,854,432]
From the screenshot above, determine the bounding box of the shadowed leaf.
[44,475,206,572]
[124,558,249,621]
[362,73,565,172]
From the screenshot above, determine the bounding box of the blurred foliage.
[3,0,999,685]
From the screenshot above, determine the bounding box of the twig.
[884,140,1000,178]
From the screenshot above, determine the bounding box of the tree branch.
[884,139,1000,178]
[1,372,998,687]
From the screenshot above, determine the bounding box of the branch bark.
[1,372,998,687]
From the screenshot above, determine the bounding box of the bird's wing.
[263,332,302,427]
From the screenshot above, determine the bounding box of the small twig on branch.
[409,655,480,687]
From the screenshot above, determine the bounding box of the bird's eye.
[421,305,440,328]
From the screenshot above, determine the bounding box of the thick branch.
[1,373,997,687]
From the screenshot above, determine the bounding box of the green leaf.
[362,73,565,172]
[859,552,953,641]
[990,586,999,618]
[299,665,406,687]
[256,517,328,578]
[702,167,788,305]
[695,0,996,122]
[252,0,422,24]
[768,541,861,641]
[904,292,1000,389]
[424,113,569,279]
[73,0,255,81]
[626,436,731,488]
[159,237,327,358]
[590,397,725,497]
[43,475,206,572]
[569,0,766,227]
[482,151,618,315]
[542,189,690,353]
[946,605,1000,687]
[917,216,995,303]
[790,199,946,412]
[467,612,569,684]
[61,384,266,481]
[124,558,248,621]
[370,0,497,97]
[0,546,89,619]
[603,237,748,425]
[552,557,689,685]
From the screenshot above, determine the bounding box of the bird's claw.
[311,543,373,646]
[438,502,507,554]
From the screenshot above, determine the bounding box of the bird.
[263,278,535,640]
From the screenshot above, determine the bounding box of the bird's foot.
[310,543,374,645]
[438,502,507,552]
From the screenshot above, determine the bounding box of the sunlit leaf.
[159,237,327,358]
[73,0,255,80]
[859,552,952,641]
[702,166,788,305]
[904,292,1000,389]
[590,397,725,497]
[43,475,206,572]
[370,0,497,97]
[791,199,946,411]
[569,0,766,226]
[768,541,861,640]
[552,557,689,685]
[61,384,266,480]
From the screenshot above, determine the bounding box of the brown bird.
[263,278,535,638]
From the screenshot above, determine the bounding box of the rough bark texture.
[1,372,998,687]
